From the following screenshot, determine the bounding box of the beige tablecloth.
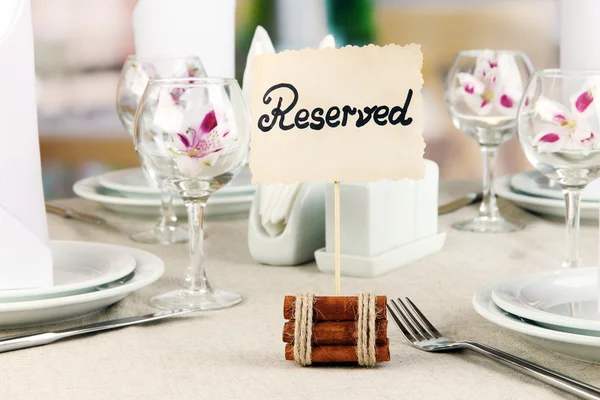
[1,182,599,400]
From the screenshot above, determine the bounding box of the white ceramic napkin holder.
[314,160,445,277]
[248,183,326,266]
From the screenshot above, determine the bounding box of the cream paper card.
[250,44,425,184]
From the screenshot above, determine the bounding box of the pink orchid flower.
[533,83,596,154]
[454,50,523,116]
[172,110,231,177]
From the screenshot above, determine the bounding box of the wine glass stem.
[563,189,582,268]
[157,182,178,230]
[478,145,500,219]
[185,201,211,292]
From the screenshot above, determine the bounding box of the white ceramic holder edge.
[248,183,326,266]
[314,232,446,278]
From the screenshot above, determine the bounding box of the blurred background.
[34,0,556,199]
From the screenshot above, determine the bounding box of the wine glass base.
[151,288,243,311]
[452,216,525,233]
[129,225,188,245]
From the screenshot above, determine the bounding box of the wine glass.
[134,77,249,310]
[445,50,533,233]
[517,69,600,268]
[117,55,206,244]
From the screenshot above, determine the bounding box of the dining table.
[1,180,599,400]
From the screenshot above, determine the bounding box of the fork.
[388,298,600,400]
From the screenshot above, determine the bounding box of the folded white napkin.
[133,0,236,78]
[0,0,52,290]
[243,27,335,236]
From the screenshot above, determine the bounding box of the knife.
[438,192,483,215]
[0,309,194,353]
[46,203,107,225]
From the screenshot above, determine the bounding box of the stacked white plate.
[0,241,164,329]
[495,171,600,221]
[473,267,600,363]
[73,166,256,218]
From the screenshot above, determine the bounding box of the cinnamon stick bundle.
[285,340,390,363]
[283,295,387,321]
[283,320,388,345]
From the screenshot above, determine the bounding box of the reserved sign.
[250,44,426,184]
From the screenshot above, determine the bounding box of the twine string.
[293,293,313,366]
[357,292,377,367]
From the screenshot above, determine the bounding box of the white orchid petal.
[496,54,523,93]
[533,131,566,153]
[495,89,521,116]
[176,155,205,178]
[456,73,485,95]
[459,91,492,115]
[572,127,594,142]
[535,96,571,124]
[474,50,498,81]
[570,82,595,117]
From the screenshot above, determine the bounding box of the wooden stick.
[283,296,387,321]
[282,320,388,345]
[285,340,390,363]
[334,180,341,295]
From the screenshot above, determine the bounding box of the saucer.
[492,267,600,333]
[495,176,599,221]
[473,282,600,363]
[0,241,164,329]
[74,175,254,218]
[0,241,136,302]
[511,171,600,202]
[98,166,255,198]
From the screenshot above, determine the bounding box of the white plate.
[496,175,600,221]
[0,241,164,329]
[98,167,255,198]
[510,171,600,202]
[74,175,254,218]
[0,242,136,302]
[474,282,600,363]
[492,267,600,333]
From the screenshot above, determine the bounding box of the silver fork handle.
[464,341,600,400]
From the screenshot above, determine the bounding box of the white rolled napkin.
[243,27,335,236]
[133,0,236,78]
[0,0,52,290]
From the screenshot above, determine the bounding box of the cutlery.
[388,297,600,400]
[46,203,107,225]
[0,309,194,353]
[438,192,483,215]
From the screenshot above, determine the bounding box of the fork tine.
[397,298,434,340]
[405,297,443,339]
[391,299,427,341]
[386,302,416,343]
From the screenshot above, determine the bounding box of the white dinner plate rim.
[491,267,600,332]
[74,175,254,206]
[496,176,599,210]
[0,241,164,312]
[510,171,600,202]
[473,282,600,346]
[0,241,136,300]
[98,167,255,197]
